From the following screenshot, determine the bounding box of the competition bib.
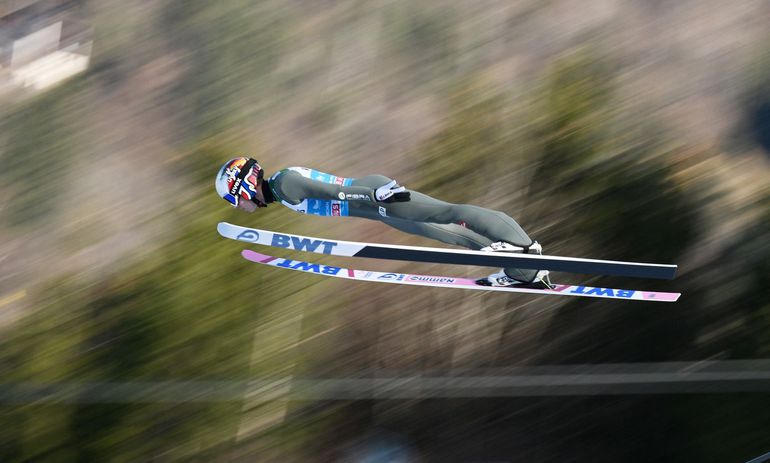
[274,167,353,216]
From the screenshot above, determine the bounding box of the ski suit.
[267,167,538,282]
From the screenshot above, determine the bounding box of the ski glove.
[375,180,411,203]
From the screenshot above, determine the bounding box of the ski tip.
[242,249,274,264]
[241,249,257,259]
[652,265,677,280]
[217,222,232,235]
[669,266,679,280]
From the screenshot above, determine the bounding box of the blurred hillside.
[1,0,769,461]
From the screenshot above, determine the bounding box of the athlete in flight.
[215,157,551,288]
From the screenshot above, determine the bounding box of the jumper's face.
[236,179,266,212]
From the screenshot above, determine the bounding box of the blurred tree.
[525,50,702,263]
[512,50,705,364]
[415,82,514,202]
[714,193,770,357]
[530,49,615,191]
[573,152,700,263]
[381,3,458,94]
[740,39,770,156]
[0,140,279,460]
[0,81,88,226]
[159,0,290,141]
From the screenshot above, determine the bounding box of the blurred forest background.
[1,0,770,462]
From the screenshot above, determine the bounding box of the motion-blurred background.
[1,1,769,461]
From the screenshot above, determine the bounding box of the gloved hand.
[375,180,411,203]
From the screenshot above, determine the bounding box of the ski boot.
[476,269,553,289]
[475,240,552,289]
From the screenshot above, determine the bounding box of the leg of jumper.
[350,176,539,282]
[380,217,491,249]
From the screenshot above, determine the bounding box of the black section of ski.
[354,247,677,280]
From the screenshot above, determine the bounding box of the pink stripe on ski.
[551,285,571,292]
[641,291,679,302]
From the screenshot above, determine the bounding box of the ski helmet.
[215,157,264,207]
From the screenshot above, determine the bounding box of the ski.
[240,250,680,302]
[218,222,678,280]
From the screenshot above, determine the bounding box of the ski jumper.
[268,167,538,282]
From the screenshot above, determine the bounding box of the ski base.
[241,250,680,302]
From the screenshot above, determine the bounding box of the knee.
[355,175,394,188]
[370,175,393,184]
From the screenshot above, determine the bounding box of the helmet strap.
[261,179,275,204]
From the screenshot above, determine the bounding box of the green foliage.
[717,193,770,357]
[530,49,616,189]
[158,0,291,141]
[0,79,89,226]
[736,36,770,154]
[524,51,702,263]
[0,135,319,459]
[415,81,520,202]
[572,153,700,262]
[381,3,459,92]
[0,226,255,459]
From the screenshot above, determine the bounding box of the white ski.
[218,222,678,280]
[240,250,680,302]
